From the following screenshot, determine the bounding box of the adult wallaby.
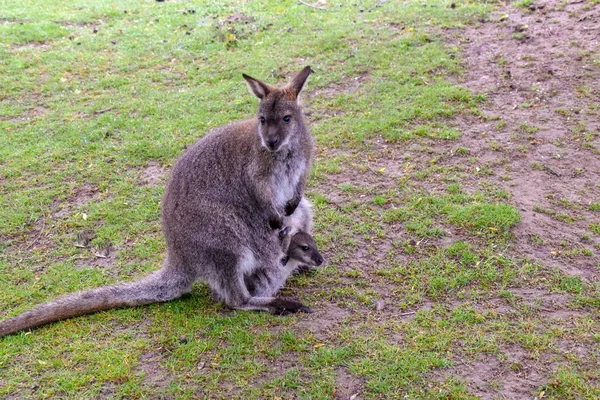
[0,66,315,337]
[245,228,323,302]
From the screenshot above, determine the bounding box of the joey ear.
[242,73,274,99]
[288,66,314,100]
[279,226,290,239]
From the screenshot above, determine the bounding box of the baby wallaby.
[280,228,324,271]
[244,227,323,312]
[0,66,315,337]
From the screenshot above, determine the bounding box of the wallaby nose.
[266,138,279,150]
[316,256,323,266]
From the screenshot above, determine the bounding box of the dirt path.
[448,0,600,278]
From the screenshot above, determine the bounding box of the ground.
[0,0,599,399]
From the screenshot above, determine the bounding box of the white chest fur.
[271,154,305,210]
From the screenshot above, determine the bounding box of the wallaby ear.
[242,73,274,100]
[288,66,314,100]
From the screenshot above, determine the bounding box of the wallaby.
[0,66,315,338]
[244,228,323,306]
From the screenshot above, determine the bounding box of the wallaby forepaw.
[284,199,300,216]
[278,226,291,239]
[269,217,283,230]
[270,298,311,315]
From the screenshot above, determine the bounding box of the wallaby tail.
[0,269,192,337]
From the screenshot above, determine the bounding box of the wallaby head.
[287,231,324,267]
[243,66,313,152]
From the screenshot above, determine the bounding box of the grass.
[1,0,600,399]
[515,0,535,9]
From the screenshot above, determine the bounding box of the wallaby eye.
[301,245,309,252]
[260,116,265,124]
[283,115,291,123]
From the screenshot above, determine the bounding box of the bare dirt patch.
[295,303,352,339]
[73,184,101,205]
[137,351,171,390]
[141,161,168,187]
[414,0,600,396]
[311,72,371,99]
[0,105,49,122]
[75,250,116,269]
[334,367,363,400]
[10,42,52,50]
[434,345,550,399]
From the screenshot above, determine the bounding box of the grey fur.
[284,197,313,235]
[0,66,315,337]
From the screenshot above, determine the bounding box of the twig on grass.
[27,205,48,250]
[456,357,475,370]
[27,219,46,250]
[398,311,417,317]
[94,106,114,115]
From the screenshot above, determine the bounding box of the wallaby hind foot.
[269,298,313,315]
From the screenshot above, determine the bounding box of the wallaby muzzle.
[261,128,285,152]
[265,136,280,151]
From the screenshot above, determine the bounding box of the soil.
[141,161,168,187]
[434,344,552,399]
[137,351,171,390]
[334,367,363,400]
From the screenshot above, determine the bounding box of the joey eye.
[283,115,291,123]
[260,116,265,124]
[301,246,309,252]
